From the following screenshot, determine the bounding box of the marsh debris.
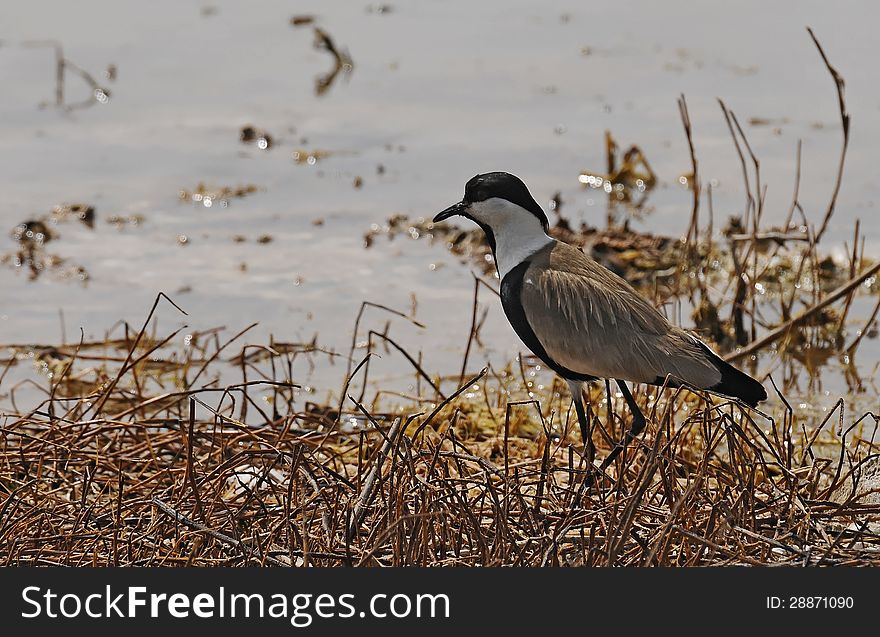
[579,131,657,225]
[312,27,353,96]
[723,216,810,248]
[240,125,273,150]
[292,149,334,165]
[1,304,879,566]
[51,203,95,229]
[0,26,877,569]
[1,239,88,282]
[363,212,681,284]
[11,219,54,247]
[291,19,352,95]
[105,213,144,229]
[179,183,259,207]
[748,116,790,127]
[23,40,112,111]
[290,15,316,27]
[4,204,93,281]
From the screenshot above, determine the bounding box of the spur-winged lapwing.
[434,171,766,467]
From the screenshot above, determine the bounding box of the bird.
[433,171,767,468]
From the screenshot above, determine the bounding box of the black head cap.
[462,172,549,230]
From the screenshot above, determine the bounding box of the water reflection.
[578,131,657,227]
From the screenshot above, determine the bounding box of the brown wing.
[519,242,722,387]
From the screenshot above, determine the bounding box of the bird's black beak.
[433,201,467,223]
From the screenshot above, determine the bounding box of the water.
[1,0,878,408]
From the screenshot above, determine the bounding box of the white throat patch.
[468,197,553,279]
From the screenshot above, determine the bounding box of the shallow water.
[1,0,878,409]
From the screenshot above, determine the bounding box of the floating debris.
[256,234,273,244]
[579,131,657,226]
[366,4,394,13]
[353,176,364,188]
[240,125,273,150]
[290,14,316,27]
[106,213,144,229]
[179,183,259,207]
[23,40,112,111]
[362,213,676,283]
[312,27,353,96]
[748,116,790,127]
[11,219,53,247]
[51,203,95,228]
[4,219,87,282]
[4,205,93,281]
[292,149,333,165]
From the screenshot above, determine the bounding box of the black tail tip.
[712,362,767,408]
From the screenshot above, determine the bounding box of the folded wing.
[516,242,723,388]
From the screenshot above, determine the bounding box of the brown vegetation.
[1,28,878,568]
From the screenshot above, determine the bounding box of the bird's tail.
[698,342,767,407]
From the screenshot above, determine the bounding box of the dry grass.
[1,28,879,568]
[0,294,878,567]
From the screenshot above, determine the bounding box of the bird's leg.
[567,380,594,464]
[600,380,647,470]
[604,379,613,435]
